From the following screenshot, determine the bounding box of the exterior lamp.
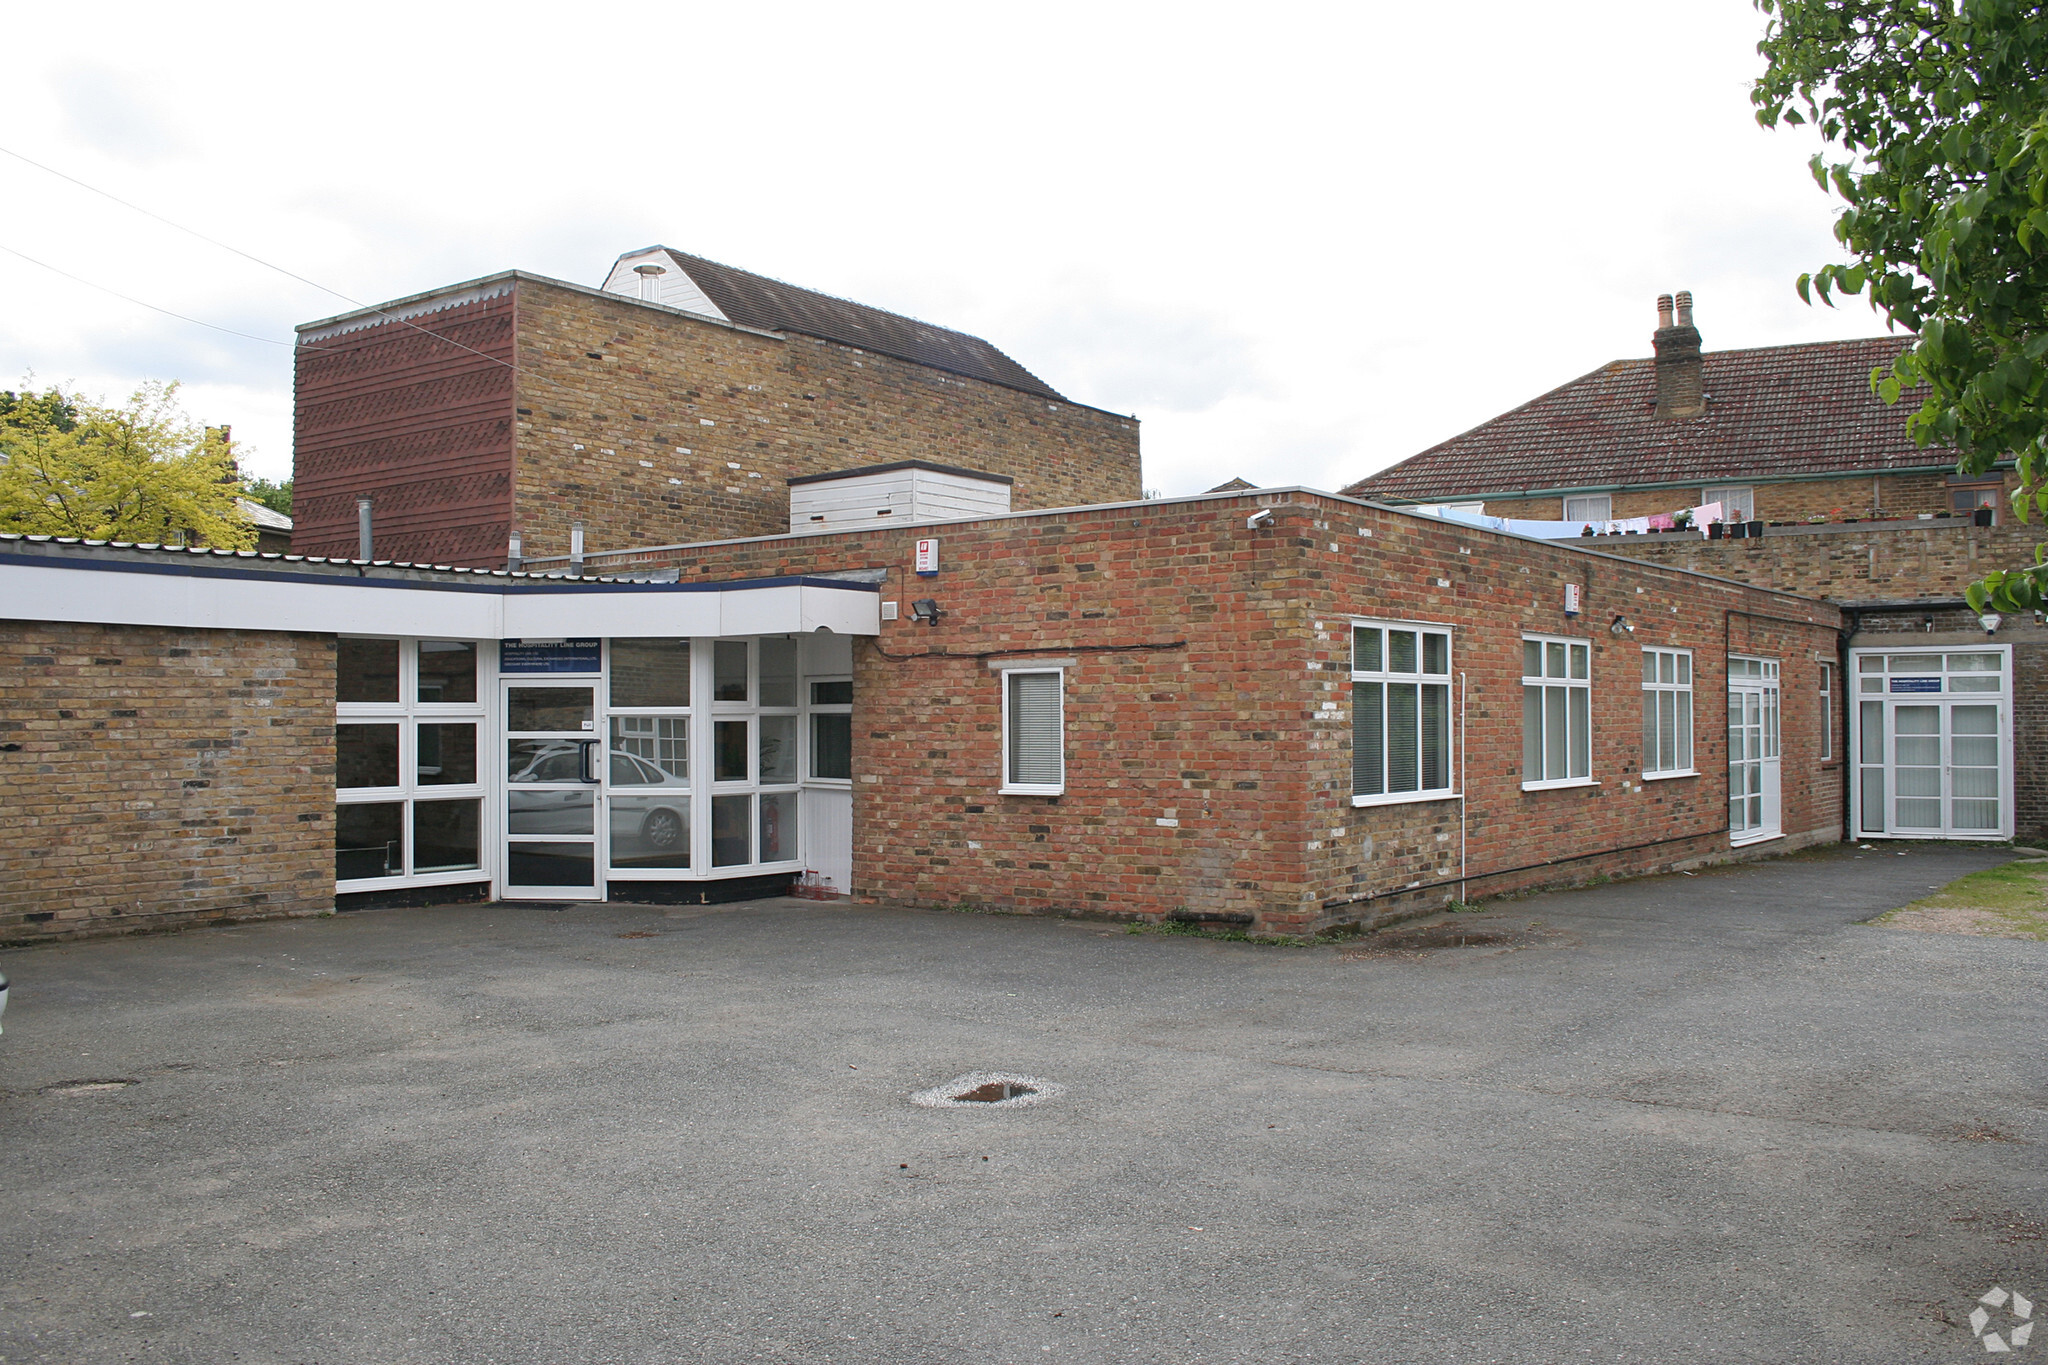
[1610,615,1635,636]
[911,598,942,626]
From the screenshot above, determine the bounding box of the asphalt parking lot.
[3,843,2044,1364]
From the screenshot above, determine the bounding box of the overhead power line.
[0,242,290,345]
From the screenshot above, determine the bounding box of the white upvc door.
[1729,657,1782,845]
[1852,647,2012,839]
[502,679,604,899]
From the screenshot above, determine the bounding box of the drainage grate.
[910,1072,1063,1109]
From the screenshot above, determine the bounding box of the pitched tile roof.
[656,249,1066,401]
[1346,335,1955,502]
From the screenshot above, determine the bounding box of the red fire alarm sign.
[915,538,939,577]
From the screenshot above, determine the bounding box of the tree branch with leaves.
[0,381,254,549]
[1753,0,2048,611]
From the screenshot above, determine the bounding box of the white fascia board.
[0,558,880,640]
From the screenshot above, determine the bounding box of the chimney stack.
[1653,289,1704,419]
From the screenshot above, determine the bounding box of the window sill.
[1640,769,1699,782]
[1000,785,1065,798]
[1730,831,1784,848]
[1351,790,1462,808]
[1520,778,1598,793]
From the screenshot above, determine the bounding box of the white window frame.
[1639,646,1696,779]
[1349,618,1457,807]
[336,637,491,893]
[997,664,1066,796]
[1563,494,1611,524]
[1704,485,1755,522]
[1521,634,1593,791]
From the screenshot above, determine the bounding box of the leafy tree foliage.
[1753,0,2048,610]
[243,475,292,516]
[0,381,254,548]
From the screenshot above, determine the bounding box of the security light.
[911,598,942,626]
[1610,615,1634,635]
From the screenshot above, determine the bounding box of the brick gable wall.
[0,622,335,944]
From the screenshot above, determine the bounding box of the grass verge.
[1870,860,2048,941]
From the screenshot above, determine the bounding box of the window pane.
[609,639,691,708]
[508,789,593,835]
[1859,700,1883,763]
[1569,644,1589,680]
[1859,768,1885,832]
[413,799,480,872]
[1422,633,1448,675]
[508,842,594,887]
[811,713,853,780]
[1523,686,1544,780]
[416,723,476,785]
[610,716,687,780]
[1677,654,1690,686]
[611,794,689,870]
[1387,683,1419,792]
[508,740,584,783]
[1643,652,1657,685]
[1389,630,1417,674]
[1545,686,1567,779]
[759,790,798,862]
[1523,641,1542,678]
[1546,642,1566,679]
[1676,691,1692,769]
[1659,691,1676,771]
[338,639,399,704]
[337,723,400,789]
[1006,671,1064,787]
[1421,683,1448,790]
[714,720,750,781]
[1643,686,1658,769]
[1353,681,1384,795]
[336,802,402,879]
[1946,653,2001,673]
[508,687,592,733]
[1354,627,1382,673]
[759,715,799,783]
[811,679,853,706]
[1568,686,1590,778]
[758,637,798,708]
[714,640,750,701]
[416,641,476,703]
[711,794,752,866]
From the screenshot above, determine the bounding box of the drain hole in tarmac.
[956,1080,1036,1103]
[910,1072,1064,1109]
[48,1079,138,1095]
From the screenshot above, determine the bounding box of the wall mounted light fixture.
[911,598,942,626]
[1246,509,1273,529]
[1610,615,1635,635]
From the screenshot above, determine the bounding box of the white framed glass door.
[504,680,601,898]
[1853,648,2011,838]
[1729,656,1781,844]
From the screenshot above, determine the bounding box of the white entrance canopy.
[0,538,881,639]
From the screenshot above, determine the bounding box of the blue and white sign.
[1889,676,1942,694]
[501,639,602,674]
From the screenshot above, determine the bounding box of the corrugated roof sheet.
[1346,336,1953,502]
[658,249,1066,400]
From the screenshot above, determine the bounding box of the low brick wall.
[1584,516,2036,601]
[0,622,335,944]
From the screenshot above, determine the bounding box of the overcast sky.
[0,1,1888,493]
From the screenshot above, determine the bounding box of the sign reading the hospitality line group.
[500,639,602,674]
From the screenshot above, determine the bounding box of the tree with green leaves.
[243,474,292,516]
[0,381,255,548]
[1752,0,2048,611]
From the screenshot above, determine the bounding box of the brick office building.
[2,490,1840,944]
[1346,293,2036,843]
[291,248,1142,568]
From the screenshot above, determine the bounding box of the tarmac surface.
[2,842,2044,1364]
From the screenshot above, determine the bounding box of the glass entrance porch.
[1852,648,2011,839]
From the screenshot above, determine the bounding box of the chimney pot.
[1675,289,1694,326]
[1652,292,1705,419]
[1656,294,1674,328]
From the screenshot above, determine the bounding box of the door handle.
[578,740,600,784]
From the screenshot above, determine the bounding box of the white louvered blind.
[1005,670,1064,790]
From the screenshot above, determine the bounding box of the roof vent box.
[788,460,1012,535]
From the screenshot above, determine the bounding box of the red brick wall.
[1478,470,2015,524]
[293,292,517,566]
[0,621,335,943]
[590,495,1842,931]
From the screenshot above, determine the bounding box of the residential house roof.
[1346,335,1955,503]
